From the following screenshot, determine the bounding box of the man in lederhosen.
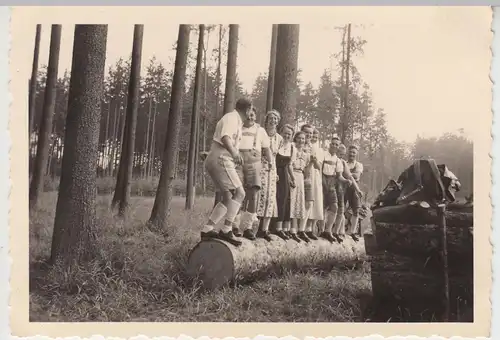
[201,98,253,247]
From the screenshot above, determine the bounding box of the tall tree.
[223,24,239,114]
[112,24,144,216]
[265,24,278,116]
[186,25,204,210]
[149,25,191,230]
[273,24,300,129]
[50,25,108,266]
[29,24,62,210]
[29,24,42,137]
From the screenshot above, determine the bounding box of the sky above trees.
[26,6,491,143]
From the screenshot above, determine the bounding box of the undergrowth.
[30,192,372,322]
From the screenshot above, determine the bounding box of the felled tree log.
[187,235,366,290]
[372,204,473,227]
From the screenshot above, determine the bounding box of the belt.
[293,169,303,173]
[323,174,336,178]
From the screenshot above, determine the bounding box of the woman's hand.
[290,178,296,188]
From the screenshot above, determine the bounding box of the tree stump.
[187,235,366,290]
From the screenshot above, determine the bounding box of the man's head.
[348,145,358,161]
[311,128,319,144]
[244,107,257,127]
[235,97,253,118]
[338,144,347,159]
[300,124,314,144]
[329,136,341,155]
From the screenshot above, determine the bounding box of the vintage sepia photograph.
[9,5,492,339]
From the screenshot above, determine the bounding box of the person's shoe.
[349,233,360,242]
[217,230,242,246]
[201,229,219,239]
[333,233,344,243]
[298,231,311,243]
[257,230,272,242]
[232,227,243,237]
[243,229,257,241]
[306,231,318,240]
[290,232,301,243]
[274,230,289,241]
[320,231,336,243]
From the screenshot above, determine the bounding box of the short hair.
[280,123,294,135]
[349,145,359,151]
[331,135,340,142]
[301,124,313,132]
[293,131,306,142]
[338,144,347,152]
[235,97,252,113]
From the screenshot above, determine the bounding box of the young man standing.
[202,98,253,247]
[345,145,364,241]
[320,136,344,243]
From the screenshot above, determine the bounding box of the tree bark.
[29,24,42,137]
[186,25,204,210]
[111,25,144,216]
[272,24,300,130]
[29,24,62,210]
[187,236,366,290]
[215,24,223,119]
[50,24,108,267]
[265,24,278,118]
[149,25,191,230]
[223,24,239,114]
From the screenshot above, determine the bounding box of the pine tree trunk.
[29,24,42,137]
[143,97,152,178]
[272,24,300,130]
[50,24,108,267]
[112,24,144,215]
[265,24,278,117]
[215,24,222,119]
[223,24,239,114]
[148,101,157,178]
[149,25,191,230]
[186,25,204,210]
[29,24,61,210]
[108,104,118,177]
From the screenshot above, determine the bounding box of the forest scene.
[28,22,474,323]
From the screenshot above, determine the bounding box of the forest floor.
[29,192,374,322]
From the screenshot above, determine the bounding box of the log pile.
[366,202,473,322]
[187,234,366,290]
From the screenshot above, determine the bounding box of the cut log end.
[187,238,235,290]
[187,234,366,290]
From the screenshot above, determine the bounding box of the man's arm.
[351,162,363,182]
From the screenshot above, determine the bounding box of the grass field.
[29,192,373,322]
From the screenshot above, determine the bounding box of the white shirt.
[310,142,325,163]
[323,152,343,176]
[212,110,243,150]
[347,160,364,182]
[239,123,270,150]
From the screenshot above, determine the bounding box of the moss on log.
[187,235,366,290]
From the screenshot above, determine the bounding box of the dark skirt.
[276,153,292,222]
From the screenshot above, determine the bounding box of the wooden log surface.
[372,204,473,227]
[368,252,473,322]
[187,234,366,290]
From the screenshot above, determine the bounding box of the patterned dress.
[257,132,283,218]
[290,147,310,219]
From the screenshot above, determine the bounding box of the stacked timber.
[366,202,473,322]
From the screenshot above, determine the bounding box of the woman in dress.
[306,128,325,238]
[289,131,313,243]
[274,124,296,240]
[256,110,283,240]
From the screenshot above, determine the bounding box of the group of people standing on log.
[201,98,365,247]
